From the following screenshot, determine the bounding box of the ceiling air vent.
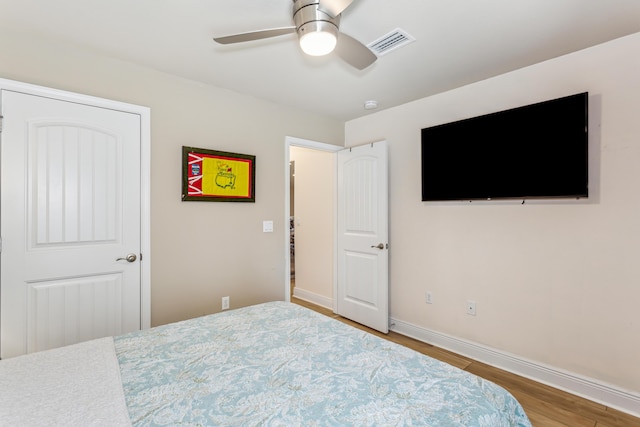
[367,28,415,57]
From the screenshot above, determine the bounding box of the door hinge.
[0,115,3,133]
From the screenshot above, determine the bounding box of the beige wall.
[345,33,640,394]
[0,30,344,327]
[289,146,334,306]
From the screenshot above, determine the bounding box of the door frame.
[284,136,341,310]
[0,78,151,329]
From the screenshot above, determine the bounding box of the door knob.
[371,243,385,250]
[116,253,137,262]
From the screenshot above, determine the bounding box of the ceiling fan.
[213,0,377,70]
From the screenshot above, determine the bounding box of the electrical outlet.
[425,291,433,304]
[222,296,230,310]
[466,300,476,316]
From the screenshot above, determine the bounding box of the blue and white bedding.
[114,301,532,426]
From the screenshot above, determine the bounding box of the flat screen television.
[421,92,588,201]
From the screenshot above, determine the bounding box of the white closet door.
[1,89,142,358]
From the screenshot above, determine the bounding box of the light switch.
[263,220,274,233]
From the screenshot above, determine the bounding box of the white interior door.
[1,89,142,358]
[336,141,389,333]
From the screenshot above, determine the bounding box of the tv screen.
[421,92,588,201]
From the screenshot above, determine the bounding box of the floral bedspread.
[115,301,531,426]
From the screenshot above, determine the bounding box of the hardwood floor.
[291,297,640,427]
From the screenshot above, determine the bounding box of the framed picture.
[182,146,256,202]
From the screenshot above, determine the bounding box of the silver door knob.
[371,243,385,250]
[116,253,137,262]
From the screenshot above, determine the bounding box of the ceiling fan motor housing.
[293,0,341,39]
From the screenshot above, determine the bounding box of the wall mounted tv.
[421,92,588,201]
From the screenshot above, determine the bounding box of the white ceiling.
[2,0,640,121]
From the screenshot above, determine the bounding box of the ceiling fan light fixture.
[300,31,337,56]
[298,21,338,56]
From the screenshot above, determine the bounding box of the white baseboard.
[292,288,333,311]
[390,316,640,418]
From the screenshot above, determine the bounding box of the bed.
[1,301,532,426]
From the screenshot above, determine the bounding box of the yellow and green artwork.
[182,147,255,202]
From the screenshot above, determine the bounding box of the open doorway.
[289,160,295,296]
[284,137,340,309]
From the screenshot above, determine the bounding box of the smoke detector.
[364,100,378,110]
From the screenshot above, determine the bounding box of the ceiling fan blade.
[317,0,354,17]
[214,26,296,45]
[335,32,377,70]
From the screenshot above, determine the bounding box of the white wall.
[289,146,334,306]
[346,33,640,405]
[0,29,344,327]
